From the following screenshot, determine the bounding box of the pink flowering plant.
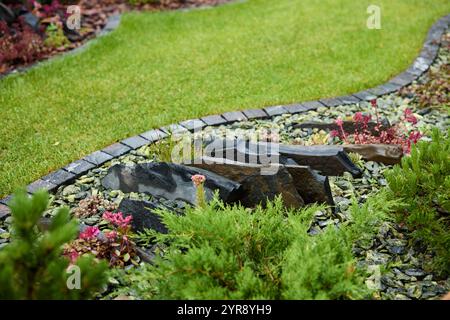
[64,212,137,267]
[102,211,136,267]
[191,174,206,208]
[63,225,110,265]
[331,99,422,153]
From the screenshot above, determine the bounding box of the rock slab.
[101,162,243,206]
[118,199,169,234]
[189,157,305,208]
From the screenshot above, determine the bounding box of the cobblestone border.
[0,13,449,216]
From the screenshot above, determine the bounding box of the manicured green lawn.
[0,0,448,197]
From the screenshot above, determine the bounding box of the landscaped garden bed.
[0,0,449,302]
[0,0,231,75]
[1,26,448,299]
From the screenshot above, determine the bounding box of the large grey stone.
[84,150,113,165]
[101,162,243,206]
[343,144,403,165]
[190,157,333,207]
[278,144,362,177]
[203,139,361,177]
[189,158,305,209]
[102,143,131,157]
[221,111,247,122]
[264,105,287,116]
[26,179,58,194]
[201,115,227,126]
[41,169,76,186]
[64,159,96,176]
[118,199,169,234]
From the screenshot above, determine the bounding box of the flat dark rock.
[202,139,361,177]
[190,156,333,207]
[118,199,169,234]
[343,144,403,165]
[101,162,243,206]
[282,158,334,207]
[293,119,390,136]
[278,144,361,177]
[189,157,305,209]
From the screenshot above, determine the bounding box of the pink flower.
[191,174,206,187]
[105,231,118,241]
[353,112,364,123]
[404,131,423,153]
[408,131,422,144]
[362,114,371,124]
[102,211,132,228]
[67,250,79,264]
[404,109,418,125]
[334,117,349,143]
[79,226,100,240]
[370,99,377,107]
[330,130,340,138]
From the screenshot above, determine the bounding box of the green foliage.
[131,228,158,247]
[348,152,364,169]
[44,23,69,49]
[129,191,396,300]
[145,134,177,163]
[0,190,108,300]
[385,128,450,275]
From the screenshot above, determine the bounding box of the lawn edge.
[0,13,449,212]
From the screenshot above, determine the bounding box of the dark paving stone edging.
[0,14,449,215]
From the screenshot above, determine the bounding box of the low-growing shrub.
[385,128,450,275]
[0,190,108,300]
[0,19,46,70]
[128,191,397,300]
[44,23,69,48]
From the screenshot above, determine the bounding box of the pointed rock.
[282,158,334,206]
[188,157,304,209]
[118,199,169,234]
[202,139,361,177]
[278,144,361,177]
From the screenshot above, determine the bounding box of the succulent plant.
[72,195,117,218]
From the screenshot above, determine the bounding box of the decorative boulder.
[101,162,243,206]
[188,157,305,208]
[201,138,362,177]
[343,144,403,165]
[118,199,169,234]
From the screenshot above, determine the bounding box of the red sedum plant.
[64,211,137,268]
[331,99,422,153]
[0,19,46,72]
